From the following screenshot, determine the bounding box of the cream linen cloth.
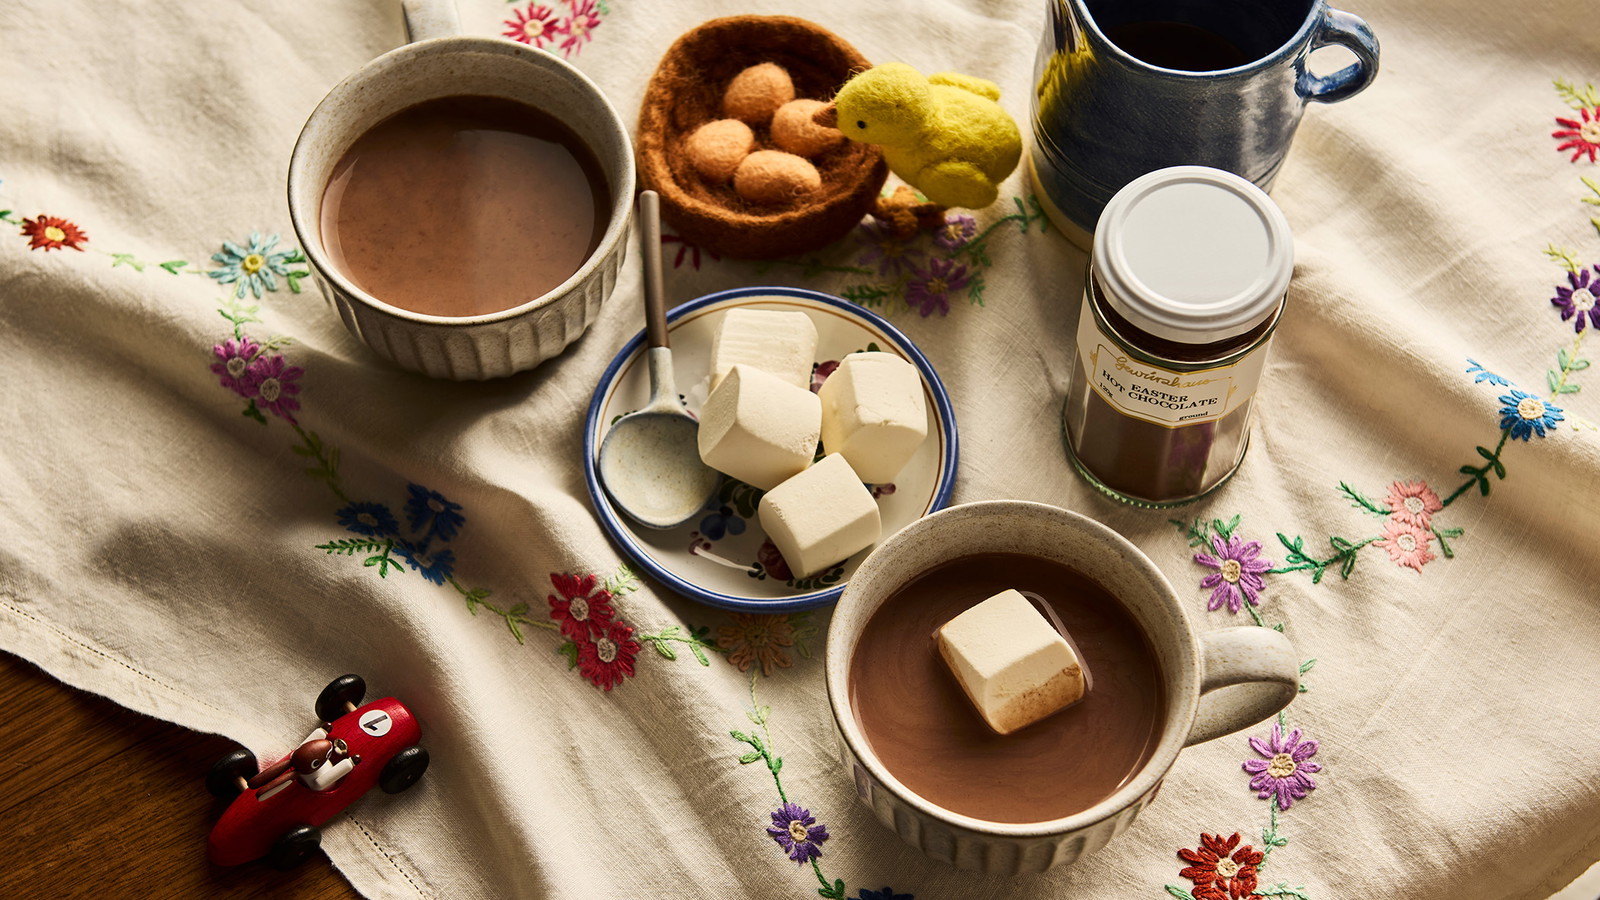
[3,0,1599,898]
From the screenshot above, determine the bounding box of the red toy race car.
[206,674,428,870]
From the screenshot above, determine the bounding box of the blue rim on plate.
[582,286,959,612]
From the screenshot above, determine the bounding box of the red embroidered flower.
[1178,832,1264,900]
[1554,106,1600,163]
[558,0,601,58]
[547,572,617,639]
[502,3,563,47]
[576,619,640,690]
[20,215,88,251]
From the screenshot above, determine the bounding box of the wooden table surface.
[0,651,361,899]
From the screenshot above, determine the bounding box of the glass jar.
[1062,166,1294,507]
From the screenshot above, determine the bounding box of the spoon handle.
[639,190,669,350]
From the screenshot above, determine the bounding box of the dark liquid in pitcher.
[1106,21,1253,71]
[848,553,1165,823]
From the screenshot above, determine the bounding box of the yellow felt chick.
[818,63,1021,209]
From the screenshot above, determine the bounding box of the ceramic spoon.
[597,191,723,529]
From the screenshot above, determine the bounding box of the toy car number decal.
[358,709,392,737]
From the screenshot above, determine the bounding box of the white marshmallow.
[757,454,881,578]
[698,364,820,490]
[817,351,928,484]
[936,589,1087,735]
[709,308,819,391]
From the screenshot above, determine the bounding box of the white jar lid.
[1092,166,1294,344]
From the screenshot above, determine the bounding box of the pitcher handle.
[402,0,461,43]
[1184,626,1300,746]
[1298,7,1379,104]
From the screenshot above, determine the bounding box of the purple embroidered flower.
[767,802,829,864]
[337,501,400,537]
[856,889,914,900]
[246,353,304,423]
[1552,266,1600,333]
[211,336,261,397]
[856,219,921,277]
[1497,389,1564,440]
[905,257,971,317]
[1465,359,1510,386]
[406,484,465,542]
[394,540,456,586]
[1194,534,1272,613]
[933,213,977,251]
[1242,722,1321,810]
[697,505,747,541]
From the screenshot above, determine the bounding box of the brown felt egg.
[770,98,844,157]
[722,62,795,127]
[733,150,822,205]
[684,118,756,183]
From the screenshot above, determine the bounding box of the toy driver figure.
[247,730,361,795]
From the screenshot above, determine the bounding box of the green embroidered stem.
[1443,427,1511,506]
[1548,331,1589,399]
[839,283,895,308]
[449,576,554,644]
[316,537,404,577]
[1337,482,1390,517]
[219,297,262,339]
[1269,533,1377,583]
[1258,806,1289,871]
[1169,514,1241,548]
[1545,243,1584,273]
[0,210,20,225]
[638,624,718,665]
[951,195,1048,268]
[1555,79,1600,110]
[291,424,347,503]
[1164,888,1202,900]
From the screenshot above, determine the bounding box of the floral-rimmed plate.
[583,286,958,612]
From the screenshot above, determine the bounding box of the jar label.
[1074,303,1272,428]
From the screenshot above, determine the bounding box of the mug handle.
[402,0,461,43]
[1298,8,1379,104]
[1184,626,1301,747]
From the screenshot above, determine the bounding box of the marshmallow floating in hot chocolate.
[698,363,820,490]
[936,589,1087,735]
[709,308,818,391]
[818,351,928,484]
[758,453,881,578]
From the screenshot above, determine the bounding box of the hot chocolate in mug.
[1029,0,1378,248]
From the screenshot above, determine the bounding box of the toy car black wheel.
[315,674,366,723]
[267,825,321,871]
[205,748,259,799]
[379,745,429,794]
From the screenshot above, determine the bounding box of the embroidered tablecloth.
[4,0,1599,898]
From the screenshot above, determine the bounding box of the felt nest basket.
[638,16,888,259]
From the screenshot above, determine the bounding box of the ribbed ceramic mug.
[825,500,1300,874]
[1029,0,1378,248]
[287,0,635,379]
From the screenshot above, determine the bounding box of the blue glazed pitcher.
[1029,0,1378,248]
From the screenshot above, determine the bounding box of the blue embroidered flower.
[1465,359,1511,386]
[1497,389,1564,440]
[337,501,400,537]
[856,888,914,900]
[209,232,300,299]
[697,506,747,541]
[394,541,456,585]
[406,483,466,542]
[767,802,829,864]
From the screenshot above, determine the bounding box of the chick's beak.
[813,101,839,130]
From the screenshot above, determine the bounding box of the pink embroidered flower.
[1376,517,1435,573]
[1194,534,1272,613]
[1384,480,1443,528]
[1177,832,1264,900]
[21,214,88,251]
[502,3,563,47]
[210,336,262,397]
[1552,266,1600,333]
[1554,106,1600,163]
[1242,722,1321,810]
[246,353,304,423]
[547,572,617,639]
[576,619,640,690]
[558,0,601,58]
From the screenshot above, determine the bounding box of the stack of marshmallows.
[696,308,928,578]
